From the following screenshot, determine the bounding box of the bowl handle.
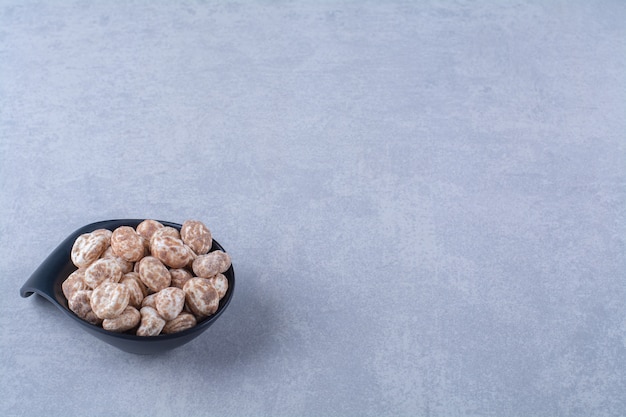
[20,231,76,310]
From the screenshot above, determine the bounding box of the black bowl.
[20,219,235,354]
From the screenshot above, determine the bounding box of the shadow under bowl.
[20,219,235,355]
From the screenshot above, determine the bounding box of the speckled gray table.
[1,1,625,416]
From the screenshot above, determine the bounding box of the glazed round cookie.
[183,278,220,317]
[137,256,171,292]
[71,232,108,268]
[90,282,130,320]
[181,220,212,255]
[111,226,145,262]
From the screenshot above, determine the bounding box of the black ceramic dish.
[20,219,235,355]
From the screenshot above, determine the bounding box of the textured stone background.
[1,1,625,416]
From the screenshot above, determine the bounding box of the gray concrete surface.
[1,1,625,416]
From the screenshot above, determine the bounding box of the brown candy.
[68,290,102,326]
[141,293,158,309]
[121,272,147,308]
[136,219,164,239]
[62,268,87,300]
[102,306,141,332]
[71,232,108,268]
[84,258,123,289]
[138,256,171,292]
[136,219,164,249]
[181,220,212,255]
[152,226,180,240]
[155,287,186,321]
[207,273,229,299]
[162,312,197,334]
[192,250,231,278]
[91,228,113,244]
[169,268,193,289]
[183,278,220,317]
[100,246,134,274]
[150,233,193,269]
[111,226,145,262]
[136,307,166,337]
[90,282,130,319]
